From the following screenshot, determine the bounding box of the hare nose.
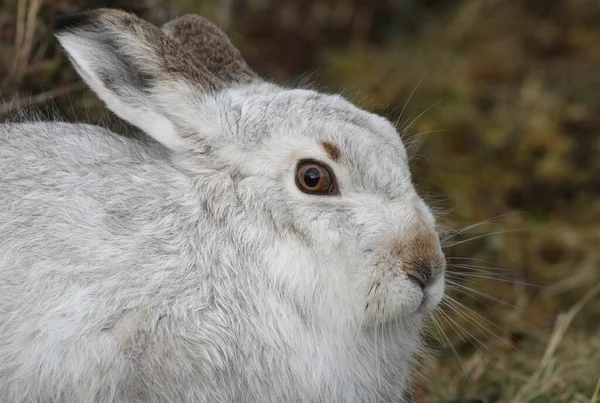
[402,254,445,288]
[391,222,445,288]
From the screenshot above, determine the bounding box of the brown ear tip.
[53,12,93,34]
[53,8,139,35]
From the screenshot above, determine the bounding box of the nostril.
[406,271,426,289]
[402,259,434,288]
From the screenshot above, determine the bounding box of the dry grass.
[1,0,599,402]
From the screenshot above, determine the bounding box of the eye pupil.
[295,159,338,196]
[304,167,321,188]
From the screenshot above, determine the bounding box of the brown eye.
[295,159,339,195]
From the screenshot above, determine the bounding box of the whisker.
[443,229,523,248]
[445,279,514,307]
[443,287,503,317]
[405,129,451,160]
[437,304,503,375]
[399,97,446,137]
[426,310,448,347]
[447,270,511,282]
[440,212,521,243]
[446,271,542,288]
[447,256,495,265]
[445,275,497,293]
[442,298,506,340]
[436,306,503,371]
[408,129,450,138]
[437,307,472,344]
[439,303,505,357]
[446,269,511,281]
[375,310,382,388]
[446,268,511,282]
[431,314,470,378]
[448,262,508,273]
[440,300,493,339]
[397,69,431,128]
[443,297,513,347]
[434,310,471,382]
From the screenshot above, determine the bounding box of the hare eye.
[295,159,339,195]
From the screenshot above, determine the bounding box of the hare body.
[0,10,445,403]
[0,122,416,402]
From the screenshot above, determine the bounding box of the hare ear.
[53,9,221,150]
[161,14,257,84]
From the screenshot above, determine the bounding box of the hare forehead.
[223,86,404,149]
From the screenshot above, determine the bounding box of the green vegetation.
[1,0,599,401]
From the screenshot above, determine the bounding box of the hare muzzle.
[391,220,445,289]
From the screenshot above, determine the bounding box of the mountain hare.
[0,9,446,403]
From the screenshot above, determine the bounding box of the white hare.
[0,9,445,403]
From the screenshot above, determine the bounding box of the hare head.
[54,9,445,337]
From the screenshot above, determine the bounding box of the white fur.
[58,34,186,150]
[0,11,445,403]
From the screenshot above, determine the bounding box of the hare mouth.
[418,274,445,314]
[363,280,426,327]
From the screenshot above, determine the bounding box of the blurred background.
[1,0,599,401]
